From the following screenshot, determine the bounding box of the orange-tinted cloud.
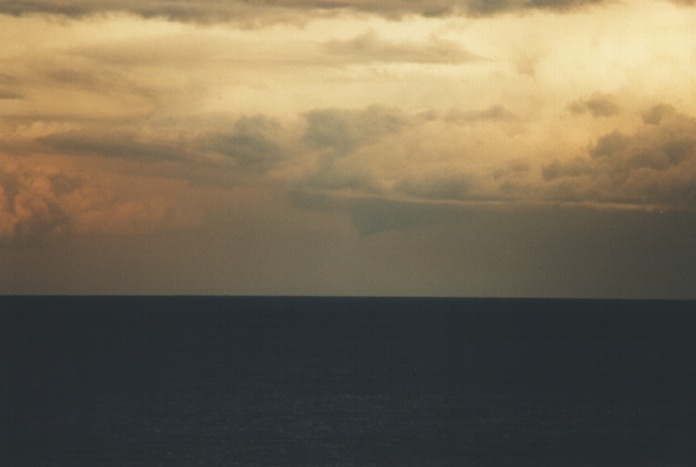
[0,156,208,246]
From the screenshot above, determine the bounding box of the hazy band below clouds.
[6,188,693,297]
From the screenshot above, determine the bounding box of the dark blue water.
[2,297,696,466]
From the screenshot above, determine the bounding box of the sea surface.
[2,297,696,466]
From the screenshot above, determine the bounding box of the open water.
[2,297,696,466]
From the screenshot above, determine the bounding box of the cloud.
[0,52,156,121]
[34,115,295,173]
[0,156,209,246]
[289,103,520,213]
[0,165,77,245]
[542,157,594,180]
[443,105,517,123]
[0,89,22,99]
[322,30,481,64]
[303,105,411,155]
[293,102,533,210]
[465,0,605,15]
[642,103,677,125]
[0,0,260,24]
[568,93,620,117]
[302,162,382,193]
[0,0,612,24]
[38,130,192,162]
[200,116,291,169]
[298,105,428,195]
[542,107,696,207]
[292,102,696,229]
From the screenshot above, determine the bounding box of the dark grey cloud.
[303,105,410,155]
[0,0,611,23]
[393,168,527,203]
[43,68,111,90]
[38,130,191,162]
[492,160,533,196]
[298,105,415,195]
[443,105,517,123]
[48,173,83,196]
[569,93,620,117]
[200,116,290,169]
[322,30,481,64]
[36,115,293,171]
[0,70,20,100]
[542,157,594,180]
[590,123,696,168]
[0,73,17,85]
[642,103,677,125]
[589,130,629,158]
[0,0,254,23]
[0,89,22,100]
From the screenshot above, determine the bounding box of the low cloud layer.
[6,99,696,245]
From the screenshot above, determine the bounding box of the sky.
[1,0,696,297]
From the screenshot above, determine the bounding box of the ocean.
[2,297,696,466]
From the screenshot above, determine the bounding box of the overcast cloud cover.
[1,0,695,297]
